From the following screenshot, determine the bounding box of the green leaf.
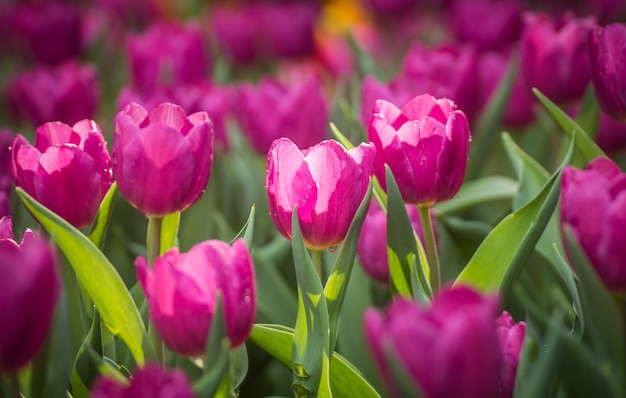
[88,183,118,248]
[325,181,372,353]
[230,344,249,391]
[230,204,256,249]
[532,88,605,165]
[385,166,432,302]
[434,176,518,215]
[160,211,180,254]
[16,188,152,364]
[291,209,332,398]
[250,324,381,398]
[330,122,355,150]
[72,310,103,398]
[575,84,600,140]
[454,135,575,294]
[552,246,585,336]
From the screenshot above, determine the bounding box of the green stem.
[146,216,164,366]
[310,249,325,283]
[8,373,20,398]
[418,205,440,292]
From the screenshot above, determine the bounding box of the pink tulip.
[11,120,113,229]
[496,311,526,398]
[136,239,256,356]
[0,219,60,374]
[266,138,375,250]
[364,286,502,398]
[91,363,195,398]
[368,94,471,205]
[112,102,213,216]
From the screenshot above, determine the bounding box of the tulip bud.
[496,311,526,398]
[0,219,60,374]
[91,363,195,398]
[589,23,626,122]
[266,138,375,250]
[112,102,214,216]
[368,94,471,206]
[11,119,113,229]
[364,286,502,398]
[136,239,256,356]
[560,157,626,292]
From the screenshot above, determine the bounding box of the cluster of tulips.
[1,0,626,397]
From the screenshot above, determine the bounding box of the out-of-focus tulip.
[496,311,526,398]
[0,221,60,374]
[449,0,522,51]
[238,77,328,155]
[596,110,626,152]
[364,286,502,398]
[136,239,256,356]
[8,60,99,127]
[259,2,318,59]
[210,4,259,64]
[112,102,213,216]
[127,20,210,93]
[91,363,195,398]
[11,120,112,229]
[561,157,626,292]
[9,2,82,65]
[520,12,595,105]
[266,138,374,250]
[363,0,417,17]
[0,129,13,218]
[589,23,626,122]
[368,94,471,206]
[357,201,430,284]
[397,43,481,123]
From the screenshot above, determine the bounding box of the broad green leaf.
[386,166,431,302]
[563,228,626,395]
[17,188,151,364]
[454,136,574,294]
[552,246,584,337]
[533,88,605,165]
[160,211,180,254]
[88,183,118,248]
[230,344,249,390]
[466,52,517,180]
[291,209,332,398]
[72,310,103,398]
[325,181,372,353]
[250,324,381,398]
[434,176,518,215]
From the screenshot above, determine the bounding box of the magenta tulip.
[496,311,526,398]
[0,129,13,218]
[560,157,626,292]
[238,77,328,155]
[596,110,626,152]
[364,286,502,398]
[0,221,60,374]
[136,239,256,356]
[11,120,113,229]
[589,23,626,122]
[91,363,195,398]
[112,102,213,216]
[520,12,595,105]
[368,94,471,205]
[266,138,375,250]
[258,2,318,59]
[8,60,99,127]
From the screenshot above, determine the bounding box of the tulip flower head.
[266,138,375,250]
[368,94,471,206]
[364,285,502,398]
[560,157,626,292]
[496,311,526,398]
[91,363,195,398]
[113,102,214,217]
[0,219,60,374]
[136,239,256,356]
[11,120,113,229]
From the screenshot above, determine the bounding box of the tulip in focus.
[589,23,626,122]
[8,60,99,127]
[113,102,213,216]
[560,157,626,292]
[91,363,195,398]
[11,120,113,229]
[496,311,526,398]
[238,77,329,155]
[266,138,374,250]
[368,94,471,206]
[520,12,595,105]
[364,285,502,398]
[136,239,256,356]
[0,217,60,374]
